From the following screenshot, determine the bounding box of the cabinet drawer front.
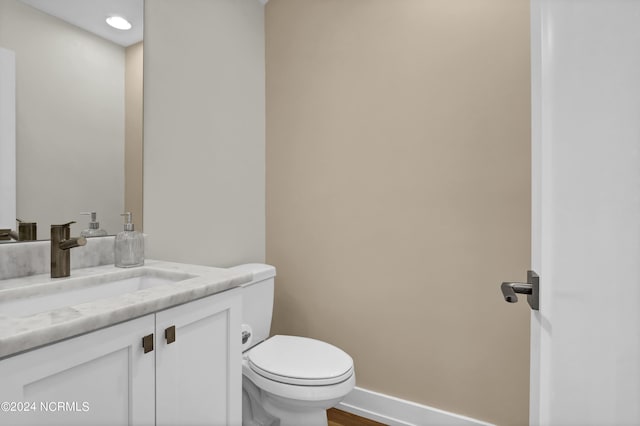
[0,315,155,426]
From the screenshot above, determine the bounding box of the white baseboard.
[336,387,494,426]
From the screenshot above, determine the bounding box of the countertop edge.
[0,261,252,359]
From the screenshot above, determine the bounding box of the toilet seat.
[242,359,356,403]
[247,335,354,386]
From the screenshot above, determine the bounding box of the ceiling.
[19,0,143,47]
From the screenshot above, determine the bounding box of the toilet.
[229,264,355,426]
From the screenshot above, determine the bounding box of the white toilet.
[229,264,355,426]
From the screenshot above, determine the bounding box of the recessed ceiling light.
[106,16,132,31]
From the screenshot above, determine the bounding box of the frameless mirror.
[0,0,143,241]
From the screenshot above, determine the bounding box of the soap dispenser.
[114,212,144,268]
[80,212,108,237]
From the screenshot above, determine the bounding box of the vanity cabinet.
[0,288,241,426]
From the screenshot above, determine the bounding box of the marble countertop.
[0,260,252,359]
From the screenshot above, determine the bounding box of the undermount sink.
[0,268,197,317]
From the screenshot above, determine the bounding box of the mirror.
[0,0,143,241]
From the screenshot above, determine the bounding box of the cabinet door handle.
[142,333,154,353]
[165,326,176,344]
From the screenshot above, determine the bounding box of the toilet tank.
[228,263,276,351]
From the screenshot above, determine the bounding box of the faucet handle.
[51,221,76,228]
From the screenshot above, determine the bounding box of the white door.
[0,47,15,229]
[529,0,640,424]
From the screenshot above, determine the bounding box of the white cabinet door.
[0,314,155,426]
[156,288,242,426]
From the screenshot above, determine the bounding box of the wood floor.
[327,408,387,426]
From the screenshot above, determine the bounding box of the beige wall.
[144,0,265,265]
[0,0,125,238]
[266,1,531,425]
[125,42,144,231]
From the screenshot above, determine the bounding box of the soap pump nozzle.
[121,212,134,231]
[81,212,100,230]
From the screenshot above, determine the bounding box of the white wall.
[0,0,125,239]
[144,0,265,266]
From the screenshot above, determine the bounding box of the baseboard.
[336,387,494,426]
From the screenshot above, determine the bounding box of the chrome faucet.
[51,221,87,278]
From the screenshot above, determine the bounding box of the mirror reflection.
[0,0,143,241]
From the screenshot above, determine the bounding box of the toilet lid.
[247,335,354,386]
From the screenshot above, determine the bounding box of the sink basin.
[0,268,196,317]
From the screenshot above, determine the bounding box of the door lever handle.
[501,282,532,302]
[501,270,539,310]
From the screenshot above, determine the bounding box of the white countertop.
[0,260,252,359]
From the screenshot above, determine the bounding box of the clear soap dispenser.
[114,212,144,268]
[80,212,108,237]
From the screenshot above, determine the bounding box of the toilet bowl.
[229,264,355,426]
